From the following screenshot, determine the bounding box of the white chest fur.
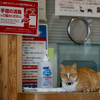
[62,81,78,92]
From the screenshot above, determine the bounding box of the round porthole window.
[67,17,90,44]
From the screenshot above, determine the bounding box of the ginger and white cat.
[59,63,99,92]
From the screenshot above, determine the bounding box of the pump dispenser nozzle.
[43,49,49,61]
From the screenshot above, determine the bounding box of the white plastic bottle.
[37,50,53,88]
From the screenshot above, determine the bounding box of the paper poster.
[55,0,100,18]
[39,0,46,20]
[22,24,48,88]
[48,48,54,60]
[0,0,39,35]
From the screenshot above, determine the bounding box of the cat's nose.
[68,78,69,80]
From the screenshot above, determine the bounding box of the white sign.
[22,24,48,88]
[0,6,24,27]
[39,0,46,20]
[55,0,100,18]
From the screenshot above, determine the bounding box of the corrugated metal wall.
[40,0,100,44]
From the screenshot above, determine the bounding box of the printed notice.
[0,0,38,35]
[55,0,100,17]
[22,24,48,88]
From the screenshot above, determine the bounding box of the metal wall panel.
[40,0,100,44]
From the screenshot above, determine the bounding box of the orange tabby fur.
[60,63,99,92]
[97,72,100,88]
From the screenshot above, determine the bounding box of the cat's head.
[59,63,77,83]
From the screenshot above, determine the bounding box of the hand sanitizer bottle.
[37,50,53,88]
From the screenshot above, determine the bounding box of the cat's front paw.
[83,89,92,92]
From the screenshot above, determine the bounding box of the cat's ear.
[72,63,77,70]
[59,64,65,71]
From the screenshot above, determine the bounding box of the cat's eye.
[64,74,67,76]
[70,74,73,76]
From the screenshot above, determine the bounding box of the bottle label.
[42,67,52,87]
[43,67,51,76]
